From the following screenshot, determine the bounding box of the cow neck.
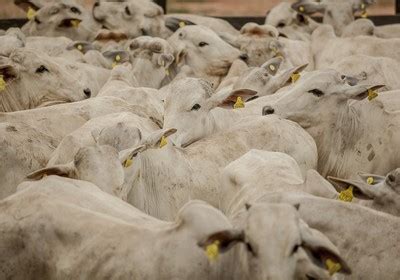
[131,147,193,220]
[315,100,385,177]
[0,87,30,112]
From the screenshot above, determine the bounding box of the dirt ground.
[0,0,395,18]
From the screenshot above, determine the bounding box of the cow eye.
[277,22,286,28]
[70,7,81,14]
[191,104,201,111]
[308,89,324,97]
[198,42,209,47]
[36,65,49,74]
[291,244,301,255]
[125,6,131,15]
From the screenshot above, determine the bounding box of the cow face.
[0,49,89,111]
[264,70,383,129]
[168,25,242,82]
[163,78,256,147]
[92,0,166,38]
[202,203,351,279]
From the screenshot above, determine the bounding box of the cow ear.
[158,53,174,68]
[141,128,177,149]
[165,17,196,32]
[143,2,163,18]
[198,229,244,254]
[341,84,385,101]
[300,221,351,276]
[0,64,19,82]
[119,145,147,169]
[175,47,187,66]
[26,164,76,181]
[261,56,283,76]
[277,63,308,85]
[292,2,326,15]
[207,88,257,109]
[327,176,376,200]
[357,172,386,185]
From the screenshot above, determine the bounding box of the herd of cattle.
[0,0,400,279]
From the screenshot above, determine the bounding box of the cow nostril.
[84,88,91,98]
[93,1,100,7]
[262,106,275,115]
[240,53,249,61]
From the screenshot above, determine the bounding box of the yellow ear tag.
[115,55,121,62]
[0,75,6,92]
[291,73,301,83]
[179,21,186,28]
[361,10,368,18]
[71,19,80,28]
[299,6,305,12]
[234,96,245,109]
[124,158,133,168]
[269,64,276,72]
[159,136,168,148]
[338,186,354,202]
[367,89,378,101]
[77,44,83,51]
[206,240,220,261]
[367,177,374,185]
[165,68,170,76]
[27,7,36,20]
[325,259,341,276]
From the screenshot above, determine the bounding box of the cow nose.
[240,53,249,61]
[262,106,275,115]
[83,88,91,98]
[93,1,100,7]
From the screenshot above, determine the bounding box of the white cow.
[331,55,400,91]
[46,112,159,166]
[258,192,400,280]
[221,22,314,69]
[167,25,244,88]
[0,49,91,112]
[22,1,101,41]
[328,168,400,217]
[0,96,159,144]
[0,176,234,280]
[121,115,317,220]
[266,69,400,179]
[312,25,400,69]
[163,73,307,148]
[220,150,337,215]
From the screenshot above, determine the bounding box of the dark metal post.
[155,0,167,13]
[397,0,400,14]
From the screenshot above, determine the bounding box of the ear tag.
[77,44,83,51]
[205,240,220,261]
[70,19,80,28]
[299,6,305,12]
[367,177,374,185]
[338,186,354,202]
[361,10,368,18]
[165,68,170,76]
[325,259,342,276]
[291,72,301,83]
[124,158,133,168]
[115,55,121,62]
[367,89,378,101]
[159,136,168,148]
[269,64,276,72]
[234,96,245,109]
[179,21,186,28]
[27,7,36,20]
[0,75,6,92]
